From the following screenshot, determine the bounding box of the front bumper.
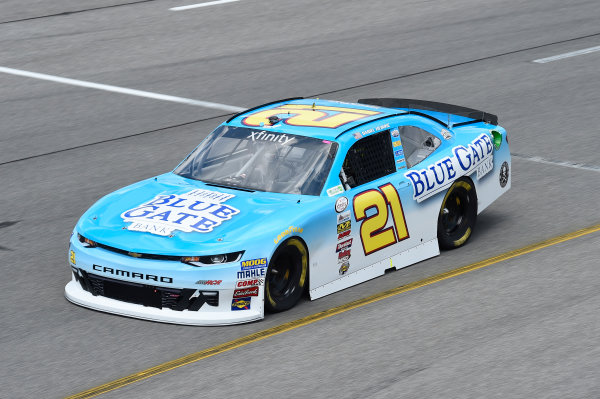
[65,280,262,326]
[65,236,265,326]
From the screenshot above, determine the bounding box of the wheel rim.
[267,247,300,302]
[441,188,469,234]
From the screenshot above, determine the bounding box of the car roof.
[225,98,401,140]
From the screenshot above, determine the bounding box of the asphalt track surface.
[1,0,599,397]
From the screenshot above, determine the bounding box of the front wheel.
[437,178,477,250]
[265,238,308,312]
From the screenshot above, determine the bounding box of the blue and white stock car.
[66,98,511,325]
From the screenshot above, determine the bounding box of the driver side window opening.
[340,130,395,189]
[399,126,441,168]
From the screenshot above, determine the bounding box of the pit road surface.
[1,0,599,397]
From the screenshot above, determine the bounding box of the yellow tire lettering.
[353,184,410,256]
[287,238,308,289]
[453,227,471,247]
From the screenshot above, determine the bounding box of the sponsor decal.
[353,132,362,139]
[240,258,267,270]
[339,262,350,275]
[391,129,400,137]
[274,226,303,244]
[337,220,351,234]
[477,157,494,180]
[440,129,452,140]
[247,130,294,145]
[69,250,76,265]
[237,268,266,279]
[404,133,494,202]
[393,140,402,148]
[337,230,351,240]
[337,211,351,224]
[335,197,349,213]
[338,249,351,263]
[121,189,239,236]
[336,238,353,252]
[92,264,173,283]
[500,161,509,188]
[233,286,259,298]
[394,149,404,157]
[231,297,251,310]
[327,184,344,197]
[195,280,222,285]
[236,278,264,288]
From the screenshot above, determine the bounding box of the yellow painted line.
[66,223,600,399]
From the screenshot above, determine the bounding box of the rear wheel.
[265,238,308,312]
[437,178,477,250]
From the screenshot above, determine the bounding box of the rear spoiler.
[357,98,498,127]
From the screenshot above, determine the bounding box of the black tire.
[265,238,308,312]
[437,178,477,250]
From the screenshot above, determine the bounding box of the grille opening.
[74,269,219,311]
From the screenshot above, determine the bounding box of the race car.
[65,97,511,325]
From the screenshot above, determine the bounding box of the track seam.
[0,0,157,25]
[65,222,600,399]
[3,30,600,167]
[312,31,600,96]
[0,115,229,167]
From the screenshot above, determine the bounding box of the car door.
[337,129,421,276]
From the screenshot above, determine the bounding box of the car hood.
[77,173,316,255]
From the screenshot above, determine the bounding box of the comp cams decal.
[236,278,264,288]
[121,189,239,236]
[404,133,494,202]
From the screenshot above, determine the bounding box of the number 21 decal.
[242,104,381,129]
[353,183,409,256]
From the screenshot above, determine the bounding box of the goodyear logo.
[240,258,267,271]
[231,297,251,311]
[274,226,303,244]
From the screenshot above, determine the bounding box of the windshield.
[174,126,338,195]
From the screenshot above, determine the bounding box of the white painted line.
[0,66,246,113]
[532,45,600,63]
[170,0,241,11]
[512,153,600,173]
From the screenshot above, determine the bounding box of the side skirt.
[309,238,440,300]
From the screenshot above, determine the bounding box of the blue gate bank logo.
[404,133,493,202]
[121,189,240,236]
